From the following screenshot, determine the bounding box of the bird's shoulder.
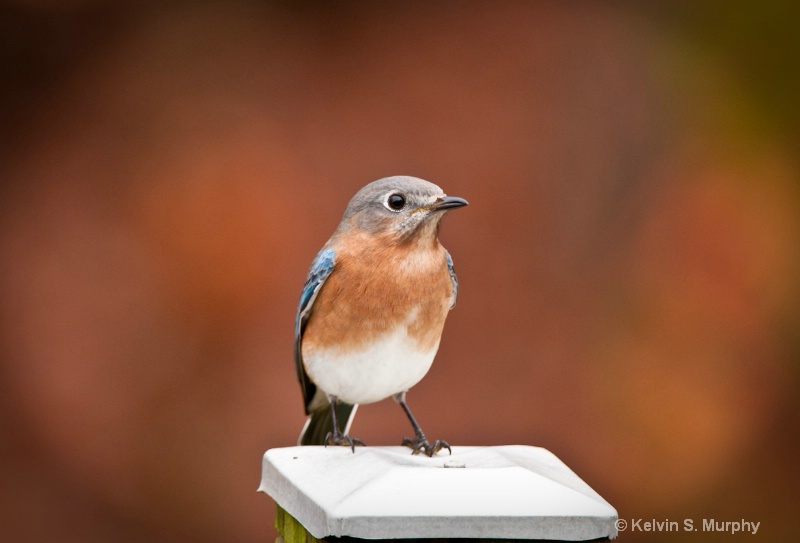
[295,247,336,334]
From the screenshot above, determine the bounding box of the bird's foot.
[324,430,365,453]
[402,433,451,457]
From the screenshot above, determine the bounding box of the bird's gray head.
[338,176,468,243]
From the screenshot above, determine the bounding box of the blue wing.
[295,248,336,413]
[446,252,459,309]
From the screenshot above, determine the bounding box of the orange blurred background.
[1,2,798,542]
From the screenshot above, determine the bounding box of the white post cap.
[259,445,618,540]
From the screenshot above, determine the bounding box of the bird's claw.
[402,434,451,457]
[324,431,366,453]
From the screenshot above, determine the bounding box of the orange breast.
[302,234,453,355]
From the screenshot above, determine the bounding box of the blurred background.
[1,1,798,541]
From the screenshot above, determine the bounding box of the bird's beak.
[430,195,469,211]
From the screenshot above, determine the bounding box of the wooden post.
[259,446,618,541]
[276,504,323,543]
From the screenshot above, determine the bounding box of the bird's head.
[339,176,468,244]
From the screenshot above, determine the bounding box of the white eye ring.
[383,192,407,212]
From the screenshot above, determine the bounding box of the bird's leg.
[324,395,365,452]
[393,391,451,457]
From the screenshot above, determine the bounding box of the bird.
[294,175,468,457]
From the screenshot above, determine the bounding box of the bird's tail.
[298,402,358,446]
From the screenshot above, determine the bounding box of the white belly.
[303,325,438,405]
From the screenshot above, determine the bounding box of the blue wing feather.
[446,252,458,309]
[295,248,336,412]
[295,248,336,337]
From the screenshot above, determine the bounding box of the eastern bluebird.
[295,176,468,457]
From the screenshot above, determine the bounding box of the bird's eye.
[385,193,406,212]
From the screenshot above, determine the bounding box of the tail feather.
[299,402,358,445]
